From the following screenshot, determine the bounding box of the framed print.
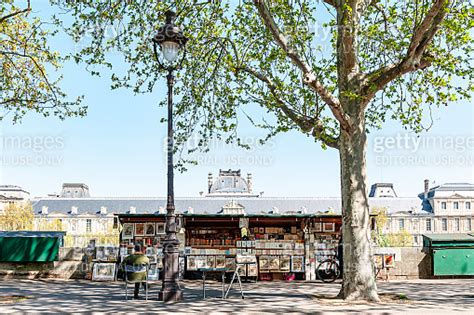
[269,256,280,270]
[225,257,236,271]
[157,254,164,269]
[156,223,166,234]
[196,256,206,269]
[95,247,105,260]
[92,263,116,281]
[280,255,291,272]
[145,246,157,256]
[135,223,145,236]
[248,264,258,277]
[291,256,304,272]
[206,256,216,269]
[384,254,395,268]
[187,256,197,270]
[106,246,119,261]
[145,223,155,236]
[148,255,157,264]
[313,222,322,232]
[323,222,335,232]
[216,256,226,269]
[119,247,128,257]
[259,256,269,271]
[122,223,134,239]
[148,264,159,281]
[373,254,384,269]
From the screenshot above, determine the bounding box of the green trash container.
[423,233,474,276]
[0,231,66,262]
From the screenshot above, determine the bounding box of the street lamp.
[152,10,188,302]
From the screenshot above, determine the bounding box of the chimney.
[71,206,78,215]
[41,206,48,215]
[424,179,429,199]
[247,173,253,193]
[100,206,107,215]
[208,172,213,193]
[129,206,136,214]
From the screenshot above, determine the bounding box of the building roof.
[0,185,30,195]
[422,233,474,242]
[31,196,423,216]
[0,231,66,238]
[422,183,474,199]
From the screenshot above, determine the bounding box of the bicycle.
[316,255,341,283]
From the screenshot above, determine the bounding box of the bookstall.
[304,215,342,280]
[118,214,185,280]
[116,213,365,281]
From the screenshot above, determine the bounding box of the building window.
[414,235,418,244]
[467,218,472,231]
[466,202,471,210]
[426,219,432,231]
[454,218,460,231]
[86,219,92,233]
[441,218,448,231]
[399,218,405,231]
[441,202,447,210]
[113,217,118,229]
[453,202,459,210]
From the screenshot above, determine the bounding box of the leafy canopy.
[51,0,473,167]
[0,0,85,123]
[0,202,34,231]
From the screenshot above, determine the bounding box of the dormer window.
[441,202,447,210]
[453,202,459,210]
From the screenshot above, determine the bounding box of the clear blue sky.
[0,1,473,198]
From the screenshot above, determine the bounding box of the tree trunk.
[338,112,379,301]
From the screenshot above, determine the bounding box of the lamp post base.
[159,288,183,302]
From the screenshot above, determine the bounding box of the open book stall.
[117,213,357,281]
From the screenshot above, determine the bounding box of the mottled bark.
[338,110,379,301]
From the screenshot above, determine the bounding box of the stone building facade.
[20,174,474,248]
[0,185,30,213]
[383,181,474,245]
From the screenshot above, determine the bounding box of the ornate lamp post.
[152,10,188,302]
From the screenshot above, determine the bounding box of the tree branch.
[0,0,31,23]
[253,0,351,132]
[407,0,449,61]
[237,66,339,149]
[362,0,450,102]
[0,50,59,103]
[336,1,361,80]
[323,0,337,7]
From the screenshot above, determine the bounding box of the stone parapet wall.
[0,247,88,280]
[374,246,432,280]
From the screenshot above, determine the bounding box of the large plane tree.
[53,0,473,300]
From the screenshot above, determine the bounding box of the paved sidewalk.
[0,279,473,314]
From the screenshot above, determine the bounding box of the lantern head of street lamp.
[152,10,188,67]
